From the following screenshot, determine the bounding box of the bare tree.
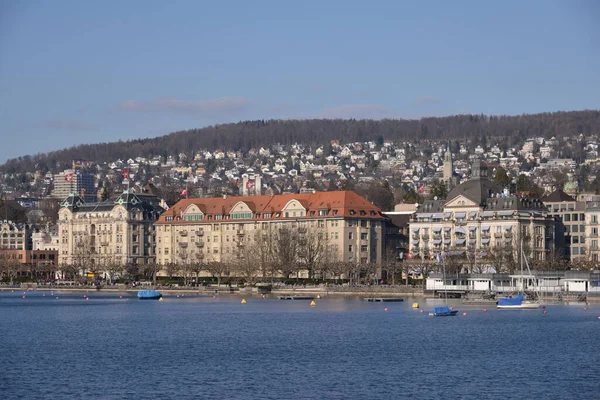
[272,226,300,280]
[204,261,228,287]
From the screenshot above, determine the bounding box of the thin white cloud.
[117,97,249,116]
[415,95,442,106]
[45,120,97,131]
[319,105,390,119]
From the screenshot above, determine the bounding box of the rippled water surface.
[0,291,598,400]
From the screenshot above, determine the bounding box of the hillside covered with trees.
[2,110,599,174]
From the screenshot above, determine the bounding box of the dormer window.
[319,210,328,216]
[349,210,355,215]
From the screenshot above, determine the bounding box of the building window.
[348,245,353,252]
[349,232,353,240]
[361,233,368,240]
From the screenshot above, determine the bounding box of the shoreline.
[1,286,597,302]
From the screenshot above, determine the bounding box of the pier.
[364,297,404,302]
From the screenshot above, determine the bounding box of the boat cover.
[497,293,524,306]
[137,290,162,299]
[433,306,453,314]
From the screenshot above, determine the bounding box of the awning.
[469,226,477,231]
[443,227,451,231]
[455,212,466,218]
[411,228,420,232]
[444,212,451,218]
[432,213,443,219]
[443,240,451,244]
[499,210,514,216]
[469,211,477,218]
[481,211,494,217]
[433,227,442,232]
[482,225,490,231]
[455,239,466,245]
[481,239,490,244]
[417,213,432,218]
[519,212,532,217]
[433,240,442,245]
[455,227,466,234]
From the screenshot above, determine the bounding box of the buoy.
[316,295,321,299]
[177,295,180,298]
[449,306,454,310]
[241,299,247,304]
[412,302,419,309]
[86,298,89,301]
[483,308,488,312]
[56,297,59,299]
[119,296,123,299]
[310,301,316,307]
[22,295,26,299]
[542,310,547,315]
[420,309,424,313]
[83,295,87,298]
[212,296,216,299]
[462,312,467,316]
[542,305,546,309]
[158,297,164,302]
[43,294,46,297]
[584,307,588,311]
[384,307,388,312]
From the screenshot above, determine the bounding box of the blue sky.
[0,0,598,163]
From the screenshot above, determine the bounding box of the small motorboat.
[428,306,458,316]
[137,290,162,300]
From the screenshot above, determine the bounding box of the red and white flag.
[180,188,188,198]
[65,173,74,183]
[121,169,129,179]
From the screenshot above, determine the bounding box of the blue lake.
[0,291,598,400]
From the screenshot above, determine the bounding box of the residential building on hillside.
[0,220,57,269]
[57,191,164,271]
[409,161,554,269]
[0,220,30,251]
[154,191,386,278]
[53,170,96,202]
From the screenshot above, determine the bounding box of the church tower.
[443,142,453,188]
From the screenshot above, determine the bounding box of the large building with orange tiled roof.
[154,191,386,278]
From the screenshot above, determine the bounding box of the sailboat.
[429,252,458,316]
[497,239,540,310]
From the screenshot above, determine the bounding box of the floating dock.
[278,295,315,300]
[364,297,404,302]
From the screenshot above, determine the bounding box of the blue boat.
[137,290,162,300]
[428,306,458,316]
[497,293,539,309]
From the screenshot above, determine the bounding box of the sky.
[0,0,599,163]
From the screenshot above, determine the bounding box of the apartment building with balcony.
[541,189,585,261]
[154,191,386,277]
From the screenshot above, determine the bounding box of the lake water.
[0,291,598,400]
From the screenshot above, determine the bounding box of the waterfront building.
[57,191,164,270]
[584,201,600,263]
[154,191,386,278]
[541,189,585,262]
[53,170,96,202]
[0,220,58,270]
[409,161,554,270]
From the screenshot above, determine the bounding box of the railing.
[237,230,245,235]
[481,233,491,239]
[504,232,513,238]
[195,242,204,247]
[178,242,188,248]
[179,231,188,236]
[196,230,204,236]
[494,232,503,238]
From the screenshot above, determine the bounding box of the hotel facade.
[409,162,555,270]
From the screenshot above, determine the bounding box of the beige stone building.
[409,162,554,270]
[57,191,164,271]
[154,191,386,278]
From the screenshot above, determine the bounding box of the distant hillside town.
[1,116,600,294]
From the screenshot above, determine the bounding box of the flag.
[65,173,74,183]
[180,188,188,198]
[121,169,129,179]
[417,185,425,193]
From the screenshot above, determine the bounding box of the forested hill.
[3,110,600,174]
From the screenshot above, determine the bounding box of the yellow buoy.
[241,299,247,304]
[310,301,316,307]
[158,297,164,302]
[316,295,321,299]
[412,302,419,309]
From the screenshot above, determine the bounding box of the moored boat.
[137,290,162,300]
[497,293,539,309]
[428,306,458,316]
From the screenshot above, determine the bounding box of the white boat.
[497,239,541,310]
